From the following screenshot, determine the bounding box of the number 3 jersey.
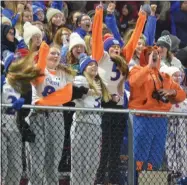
[2,78,21,106]
[73,75,101,125]
[32,68,73,105]
[98,51,124,105]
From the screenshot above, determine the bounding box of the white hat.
[69,32,86,51]
[1,16,12,26]
[160,66,180,76]
[46,8,63,22]
[23,22,42,46]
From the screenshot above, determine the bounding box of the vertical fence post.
[128,114,135,185]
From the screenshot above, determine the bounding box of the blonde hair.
[53,27,72,47]
[84,35,92,56]
[15,10,32,36]
[124,29,146,46]
[83,72,111,102]
[7,54,43,94]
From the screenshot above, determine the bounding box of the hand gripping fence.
[1,104,187,185]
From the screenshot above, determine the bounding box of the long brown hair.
[111,55,129,78]
[83,72,111,103]
[7,53,43,94]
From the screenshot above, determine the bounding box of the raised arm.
[144,4,157,46]
[122,10,147,63]
[34,42,49,85]
[92,5,104,62]
[105,3,124,47]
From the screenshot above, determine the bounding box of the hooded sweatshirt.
[1,24,18,60]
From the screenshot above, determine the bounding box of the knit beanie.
[161,30,181,53]
[46,8,62,22]
[69,32,86,51]
[79,53,97,74]
[175,47,187,67]
[103,34,120,52]
[1,16,12,26]
[157,35,172,50]
[32,5,44,21]
[23,22,42,46]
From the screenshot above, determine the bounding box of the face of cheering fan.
[72,44,86,59]
[31,33,42,48]
[47,47,61,70]
[85,61,98,78]
[108,45,120,56]
[135,39,145,59]
[51,13,66,27]
[79,15,92,32]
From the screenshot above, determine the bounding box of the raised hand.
[107,2,116,14]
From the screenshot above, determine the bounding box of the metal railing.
[1,104,187,185]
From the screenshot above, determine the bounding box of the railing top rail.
[1,104,187,116]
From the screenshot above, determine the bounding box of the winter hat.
[157,35,172,50]
[175,47,187,67]
[23,22,42,46]
[32,5,44,21]
[103,34,120,52]
[79,53,97,74]
[161,30,181,53]
[46,8,63,22]
[69,32,86,51]
[160,66,180,76]
[1,16,12,26]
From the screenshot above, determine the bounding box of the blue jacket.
[105,14,124,48]
[173,10,187,47]
[2,8,20,27]
[50,1,63,11]
[143,16,157,46]
[170,1,181,36]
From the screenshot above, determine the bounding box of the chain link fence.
[1,104,187,185]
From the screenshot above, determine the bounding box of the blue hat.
[79,53,97,74]
[104,37,120,52]
[4,52,16,73]
[32,5,44,21]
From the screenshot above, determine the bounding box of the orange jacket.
[128,65,186,111]
[92,9,146,64]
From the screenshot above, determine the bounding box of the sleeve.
[129,65,151,87]
[169,79,186,103]
[92,8,104,62]
[35,83,73,106]
[73,76,89,88]
[105,14,124,47]
[33,42,50,85]
[143,16,157,46]
[11,14,20,27]
[122,12,147,63]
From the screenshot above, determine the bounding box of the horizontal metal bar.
[1,104,187,116]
